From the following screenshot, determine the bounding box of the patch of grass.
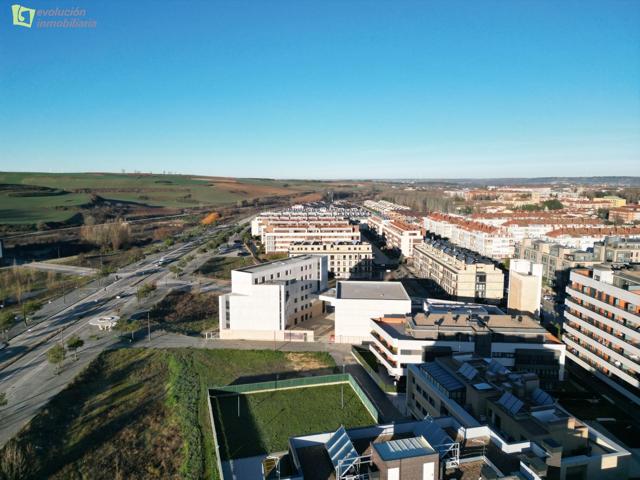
[259,252,289,262]
[197,256,256,280]
[2,349,182,480]
[1,348,336,480]
[213,384,375,459]
[150,291,218,335]
[168,349,336,479]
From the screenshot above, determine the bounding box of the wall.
[334,298,411,341]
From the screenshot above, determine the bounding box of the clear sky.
[1,0,639,179]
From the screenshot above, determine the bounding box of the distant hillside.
[386,177,640,187]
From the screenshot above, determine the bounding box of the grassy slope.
[213,384,375,459]
[2,348,335,480]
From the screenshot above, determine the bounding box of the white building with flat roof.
[219,255,328,340]
[507,259,543,315]
[370,300,565,382]
[320,281,411,343]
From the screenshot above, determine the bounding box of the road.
[0,213,407,447]
[0,220,245,446]
[22,261,98,277]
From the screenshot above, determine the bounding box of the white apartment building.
[250,205,369,237]
[261,221,360,253]
[219,255,328,340]
[370,300,565,382]
[367,215,423,257]
[423,214,514,259]
[507,259,543,315]
[320,281,411,343]
[288,241,373,279]
[563,265,640,405]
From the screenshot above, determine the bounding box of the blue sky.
[1,0,639,179]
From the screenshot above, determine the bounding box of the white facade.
[507,259,543,315]
[370,301,565,380]
[320,281,411,343]
[219,255,328,339]
[368,215,423,257]
[423,214,514,259]
[563,267,640,405]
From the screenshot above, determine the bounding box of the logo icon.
[11,4,35,28]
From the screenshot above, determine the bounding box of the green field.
[197,255,256,279]
[212,384,375,460]
[0,172,336,226]
[0,348,336,480]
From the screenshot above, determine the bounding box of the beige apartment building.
[593,236,640,263]
[514,238,598,291]
[288,241,373,279]
[413,239,504,302]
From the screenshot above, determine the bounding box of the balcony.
[563,323,640,375]
[371,331,398,355]
[370,343,399,370]
[563,335,640,387]
[565,311,640,358]
[564,298,640,342]
[566,286,639,327]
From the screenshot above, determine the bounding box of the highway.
[0,220,246,446]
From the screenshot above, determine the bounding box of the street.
[0,221,245,446]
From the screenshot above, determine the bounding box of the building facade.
[563,266,640,405]
[514,238,598,291]
[288,241,373,279]
[320,281,411,343]
[507,259,543,315]
[593,236,640,264]
[260,221,361,253]
[406,357,631,480]
[219,255,328,340]
[370,300,565,383]
[367,215,423,257]
[413,239,504,302]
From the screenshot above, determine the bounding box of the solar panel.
[423,362,464,392]
[457,363,478,381]
[325,426,359,475]
[531,388,554,406]
[414,420,453,456]
[487,359,508,375]
[497,392,524,415]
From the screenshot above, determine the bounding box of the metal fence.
[209,373,380,422]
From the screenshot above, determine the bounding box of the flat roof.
[337,281,410,301]
[373,436,435,461]
[412,311,545,332]
[425,301,504,316]
[233,255,315,273]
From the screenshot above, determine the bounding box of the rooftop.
[372,436,436,461]
[336,281,410,301]
[234,254,316,273]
